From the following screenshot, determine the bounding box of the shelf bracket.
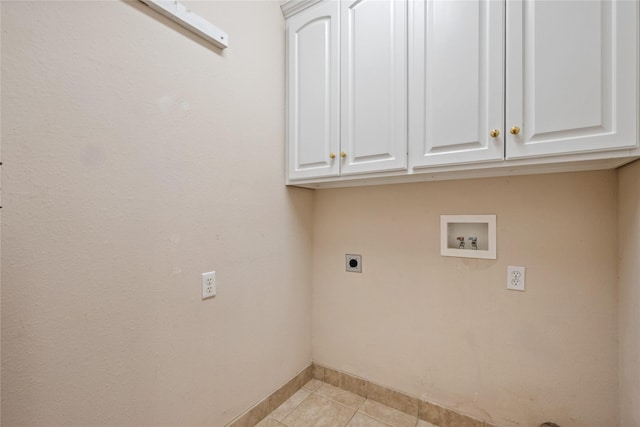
[139,0,229,50]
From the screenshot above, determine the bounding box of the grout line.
[269,379,419,427]
[343,410,357,427]
[314,382,361,408]
[275,388,314,424]
[361,398,420,427]
[226,364,314,427]
[311,380,367,426]
[354,395,366,412]
[341,394,364,427]
[315,364,489,426]
[254,365,487,427]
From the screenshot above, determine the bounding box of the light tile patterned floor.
[256,379,436,427]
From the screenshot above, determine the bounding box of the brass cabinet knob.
[510,126,521,135]
[329,153,336,159]
[490,129,500,138]
[340,151,347,158]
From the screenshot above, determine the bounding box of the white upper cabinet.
[286,1,340,181]
[410,0,505,168]
[341,0,408,175]
[505,0,638,159]
[282,0,639,188]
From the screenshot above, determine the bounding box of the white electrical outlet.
[507,266,525,291]
[202,271,216,299]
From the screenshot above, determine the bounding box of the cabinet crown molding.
[281,0,325,19]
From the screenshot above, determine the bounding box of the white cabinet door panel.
[506,0,638,159]
[341,0,407,175]
[287,1,340,180]
[409,0,504,168]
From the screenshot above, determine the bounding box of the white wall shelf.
[140,0,229,49]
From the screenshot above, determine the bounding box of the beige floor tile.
[346,413,391,427]
[315,383,366,409]
[282,394,356,427]
[269,389,312,421]
[416,420,437,427]
[358,399,417,427]
[256,418,286,427]
[302,379,324,392]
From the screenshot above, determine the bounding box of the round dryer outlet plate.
[345,254,362,273]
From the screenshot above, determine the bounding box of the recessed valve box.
[440,215,496,260]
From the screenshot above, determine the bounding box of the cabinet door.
[341,0,407,175]
[506,0,638,159]
[409,0,505,168]
[286,1,340,181]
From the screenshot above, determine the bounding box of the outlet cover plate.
[345,254,362,273]
[202,271,216,299]
[507,266,525,291]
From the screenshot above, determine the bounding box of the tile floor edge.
[225,362,498,427]
[312,362,497,427]
[225,364,314,427]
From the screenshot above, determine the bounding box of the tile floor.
[256,379,436,427]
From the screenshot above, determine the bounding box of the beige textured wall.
[312,171,619,427]
[618,159,640,426]
[1,1,313,425]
